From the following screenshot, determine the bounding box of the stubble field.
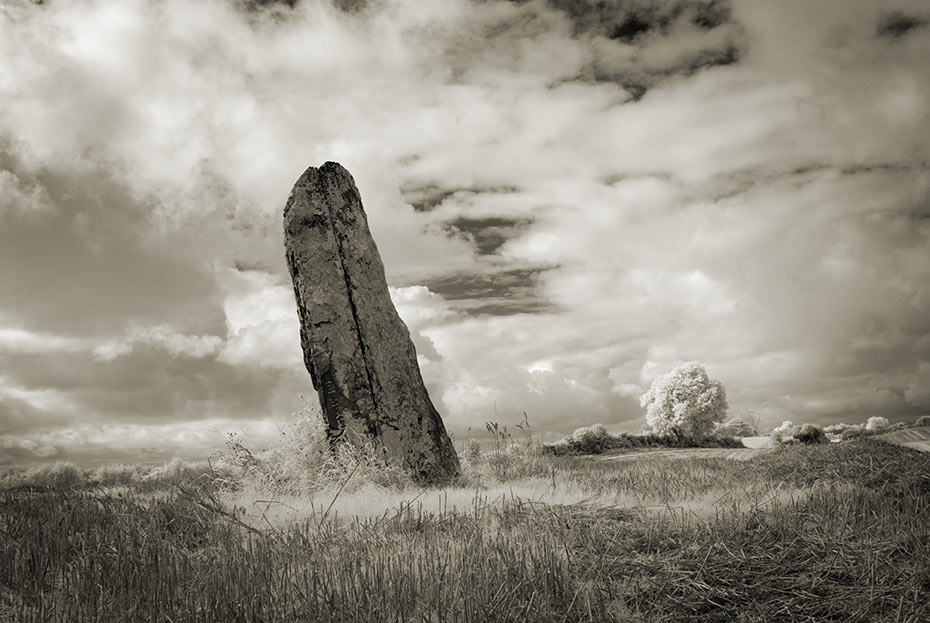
[2,437,929,622]
[878,427,930,453]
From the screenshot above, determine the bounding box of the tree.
[865,416,890,431]
[640,362,728,441]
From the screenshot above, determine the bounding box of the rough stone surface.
[284,162,460,484]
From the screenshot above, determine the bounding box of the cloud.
[0,168,52,217]
[0,326,88,355]
[0,164,227,337]
[0,374,77,420]
[1,342,310,433]
[876,10,929,39]
[214,268,305,369]
[0,436,58,465]
[1,0,929,464]
[0,417,284,466]
[95,326,223,361]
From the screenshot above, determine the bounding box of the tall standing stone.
[283,162,460,484]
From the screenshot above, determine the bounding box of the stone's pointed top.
[296,161,352,182]
[286,161,359,219]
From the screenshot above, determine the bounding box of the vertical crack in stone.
[312,167,383,440]
[286,229,344,439]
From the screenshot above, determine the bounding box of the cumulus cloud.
[95,326,223,361]
[215,268,304,369]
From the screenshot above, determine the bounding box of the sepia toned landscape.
[2,0,929,621]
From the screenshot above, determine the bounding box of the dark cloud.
[840,162,926,176]
[442,0,746,100]
[546,0,733,42]
[0,392,72,436]
[0,158,226,337]
[463,299,554,316]
[443,216,534,255]
[876,11,929,39]
[586,42,743,101]
[703,162,929,204]
[237,0,372,15]
[0,343,308,436]
[238,0,299,9]
[673,40,739,72]
[0,437,58,467]
[564,0,745,98]
[401,184,522,213]
[421,268,553,316]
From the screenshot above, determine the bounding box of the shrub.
[542,424,639,456]
[541,439,573,457]
[771,421,827,445]
[840,426,869,441]
[568,424,612,454]
[915,415,930,428]
[640,362,728,441]
[611,432,636,449]
[794,423,828,445]
[865,416,890,431]
[92,463,144,487]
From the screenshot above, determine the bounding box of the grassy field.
[598,447,763,461]
[2,438,929,622]
[878,426,930,453]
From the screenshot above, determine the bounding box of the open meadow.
[878,427,930,453]
[2,436,929,622]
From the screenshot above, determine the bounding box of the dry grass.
[2,438,929,622]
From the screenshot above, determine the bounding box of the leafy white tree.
[640,362,728,440]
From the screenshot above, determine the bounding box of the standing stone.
[283,162,460,484]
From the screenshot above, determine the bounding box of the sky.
[1,0,929,466]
